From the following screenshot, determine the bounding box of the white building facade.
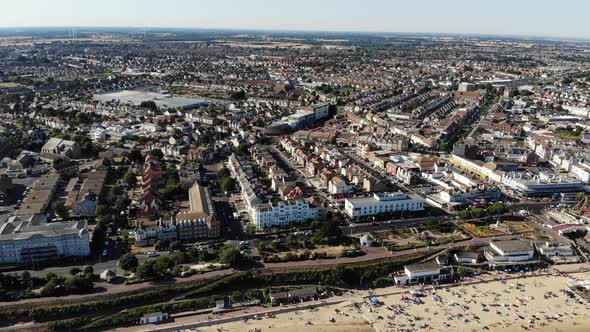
[251,200,318,229]
[344,192,424,218]
[0,219,90,265]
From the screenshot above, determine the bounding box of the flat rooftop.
[405,262,441,273]
[93,90,207,110]
[491,239,533,253]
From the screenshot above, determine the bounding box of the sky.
[0,0,588,39]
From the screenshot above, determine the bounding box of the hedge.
[0,277,219,323]
[186,252,431,298]
[5,251,434,331]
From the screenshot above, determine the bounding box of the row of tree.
[217,167,236,192]
[118,244,243,281]
[458,202,507,220]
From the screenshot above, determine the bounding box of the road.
[0,267,236,308]
[5,251,172,278]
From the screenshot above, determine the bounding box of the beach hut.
[139,312,169,325]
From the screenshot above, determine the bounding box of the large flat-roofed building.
[175,183,219,240]
[93,90,208,110]
[500,171,583,196]
[271,110,316,129]
[485,240,538,267]
[344,192,424,218]
[0,216,90,265]
[393,262,452,285]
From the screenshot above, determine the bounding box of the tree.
[220,177,236,192]
[82,141,99,157]
[458,210,471,220]
[121,232,130,254]
[96,205,108,217]
[235,144,248,155]
[154,240,162,251]
[64,275,93,293]
[153,256,174,278]
[230,90,246,101]
[40,278,61,297]
[69,267,82,276]
[218,245,242,268]
[150,149,164,160]
[488,202,507,216]
[21,271,31,287]
[245,224,257,237]
[83,266,94,275]
[127,149,143,164]
[45,272,58,282]
[285,234,298,248]
[52,202,69,219]
[187,248,199,261]
[194,249,212,263]
[123,170,137,187]
[170,240,182,251]
[321,217,342,238]
[118,253,139,272]
[108,185,123,204]
[217,167,231,179]
[268,240,281,252]
[471,208,485,219]
[310,231,323,244]
[136,262,155,280]
[90,221,107,257]
[140,100,157,111]
[115,196,130,212]
[164,182,180,199]
[170,252,188,265]
[576,192,586,201]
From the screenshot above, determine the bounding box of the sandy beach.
[188,266,590,332]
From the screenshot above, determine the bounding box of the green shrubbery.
[187,252,429,298]
[0,277,214,323]
[6,252,432,331]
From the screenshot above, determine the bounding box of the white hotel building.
[344,192,425,218]
[0,217,90,265]
[252,200,318,229]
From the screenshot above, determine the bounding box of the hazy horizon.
[0,0,588,40]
